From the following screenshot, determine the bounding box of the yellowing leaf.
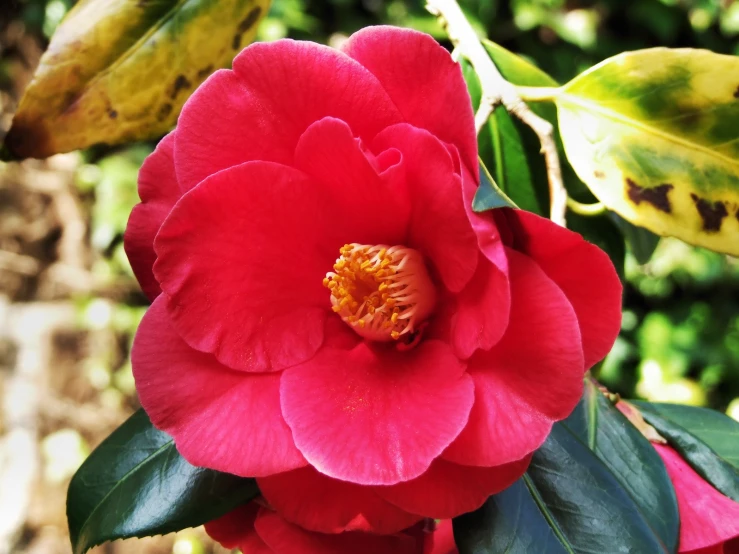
[4,0,270,159]
[554,48,739,256]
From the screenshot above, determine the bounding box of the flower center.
[323,244,436,342]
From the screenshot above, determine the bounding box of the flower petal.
[460,160,509,274]
[258,465,421,534]
[654,444,739,552]
[255,508,416,554]
[205,503,273,553]
[131,296,306,477]
[372,124,478,292]
[154,161,337,372]
[494,208,622,368]
[124,132,182,300]
[376,456,531,519]
[281,339,474,485]
[342,26,478,176]
[293,116,410,243]
[424,520,458,554]
[685,543,737,554]
[450,253,511,359]
[174,40,403,191]
[443,248,584,466]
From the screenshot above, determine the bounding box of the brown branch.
[426,0,567,226]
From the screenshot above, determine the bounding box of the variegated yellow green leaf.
[3,0,270,159]
[554,48,739,256]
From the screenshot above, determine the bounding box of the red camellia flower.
[204,503,458,554]
[653,444,739,554]
[125,25,622,531]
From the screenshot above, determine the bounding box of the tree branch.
[426,0,567,226]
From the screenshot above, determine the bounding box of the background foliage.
[1,0,738,552]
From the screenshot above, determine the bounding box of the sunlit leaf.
[463,41,629,276]
[3,0,270,159]
[554,48,739,256]
[67,410,258,554]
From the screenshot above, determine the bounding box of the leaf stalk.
[566,197,607,216]
[426,0,567,226]
[515,85,561,102]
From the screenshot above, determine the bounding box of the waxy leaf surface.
[67,409,258,554]
[565,381,679,551]
[472,159,517,212]
[453,422,668,554]
[555,48,739,255]
[463,41,558,215]
[635,401,739,502]
[4,0,269,159]
[464,41,639,272]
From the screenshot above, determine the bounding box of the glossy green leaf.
[555,48,739,256]
[463,42,559,215]
[567,212,626,278]
[609,213,661,264]
[67,409,258,554]
[564,381,679,551]
[453,478,568,554]
[472,159,516,212]
[4,0,270,159]
[635,401,739,502]
[463,41,629,275]
[454,423,668,554]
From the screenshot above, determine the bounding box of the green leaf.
[564,381,679,552]
[635,401,739,502]
[472,159,517,212]
[5,0,270,159]
[454,423,668,554]
[567,212,626,278]
[463,42,559,215]
[608,213,661,264]
[67,409,258,554]
[453,479,568,554]
[462,41,630,275]
[554,48,739,256]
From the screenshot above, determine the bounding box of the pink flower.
[125,25,622,530]
[653,444,739,554]
[204,503,458,554]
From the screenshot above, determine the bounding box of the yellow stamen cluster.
[323,244,436,342]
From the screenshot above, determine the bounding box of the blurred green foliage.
[5,0,739,416]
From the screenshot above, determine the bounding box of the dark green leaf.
[454,424,668,554]
[453,479,567,554]
[67,409,258,554]
[564,381,679,552]
[462,43,560,215]
[568,212,626,279]
[635,401,739,502]
[609,213,661,264]
[464,40,628,278]
[472,159,516,212]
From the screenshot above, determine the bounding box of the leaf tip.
[3,115,53,160]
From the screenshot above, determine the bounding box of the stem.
[515,85,560,102]
[426,0,567,226]
[566,197,607,216]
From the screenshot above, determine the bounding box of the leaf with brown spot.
[553,48,739,256]
[3,0,270,159]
